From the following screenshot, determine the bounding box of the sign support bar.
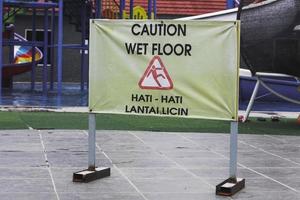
[243,78,260,122]
[216,121,245,196]
[229,121,238,178]
[88,113,96,169]
[72,113,110,183]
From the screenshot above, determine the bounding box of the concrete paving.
[0,129,299,200]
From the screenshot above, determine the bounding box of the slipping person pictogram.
[139,56,173,90]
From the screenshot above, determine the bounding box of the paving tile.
[96,132,142,145]
[275,178,300,190]
[0,167,49,179]
[266,151,300,160]
[0,132,42,151]
[48,157,111,168]
[0,151,45,167]
[239,156,300,168]
[144,193,230,200]
[59,192,144,200]
[0,192,57,200]
[131,178,213,193]
[113,158,177,168]
[41,130,86,138]
[143,142,203,151]
[44,145,89,152]
[160,149,222,159]
[189,167,262,179]
[105,150,162,159]
[0,144,43,151]
[101,143,151,152]
[232,191,300,200]
[254,167,300,178]
[55,177,137,193]
[120,168,194,179]
[0,130,299,200]
[171,158,229,169]
[0,179,54,193]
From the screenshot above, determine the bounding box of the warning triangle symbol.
[138,56,173,90]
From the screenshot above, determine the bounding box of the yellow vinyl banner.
[89,20,240,121]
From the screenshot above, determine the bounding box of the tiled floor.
[0,130,299,200]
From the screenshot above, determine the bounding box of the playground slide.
[2,32,43,87]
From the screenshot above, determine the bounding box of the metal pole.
[153,0,157,19]
[243,78,260,122]
[80,2,86,91]
[31,8,37,90]
[227,0,235,9]
[88,113,96,170]
[119,0,124,19]
[237,0,244,20]
[7,25,14,89]
[84,37,89,89]
[96,0,101,18]
[50,7,55,90]
[229,121,238,179]
[0,0,3,100]
[147,0,152,19]
[43,8,49,95]
[129,0,133,19]
[8,26,14,64]
[57,0,63,102]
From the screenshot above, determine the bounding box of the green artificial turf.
[0,112,28,129]
[0,111,299,136]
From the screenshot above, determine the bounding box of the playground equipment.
[0,0,157,103]
[186,0,300,77]
[180,0,300,120]
[3,25,43,88]
[0,0,61,99]
[239,69,300,102]
[101,0,156,19]
[239,0,300,120]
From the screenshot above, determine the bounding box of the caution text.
[125,43,192,56]
[125,105,188,116]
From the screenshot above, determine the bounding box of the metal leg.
[243,78,260,122]
[0,0,3,101]
[129,0,133,19]
[57,0,63,103]
[227,0,235,9]
[216,121,245,196]
[119,0,124,19]
[229,121,238,179]
[153,0,157,19]
[95,0,101,18]
[88,113,96,170]
[80,3,87,91]
[73,113,110,183]
[50,7,55,90]
[8,27,14,89]
[147,0,152,19]
[31,8,37,90]
[43,8,49,96]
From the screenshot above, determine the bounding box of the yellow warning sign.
[89,20,240,121]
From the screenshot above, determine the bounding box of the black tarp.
[240,0,300,77]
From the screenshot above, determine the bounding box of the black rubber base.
[73,167,110,183]
[216,178,245,196]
